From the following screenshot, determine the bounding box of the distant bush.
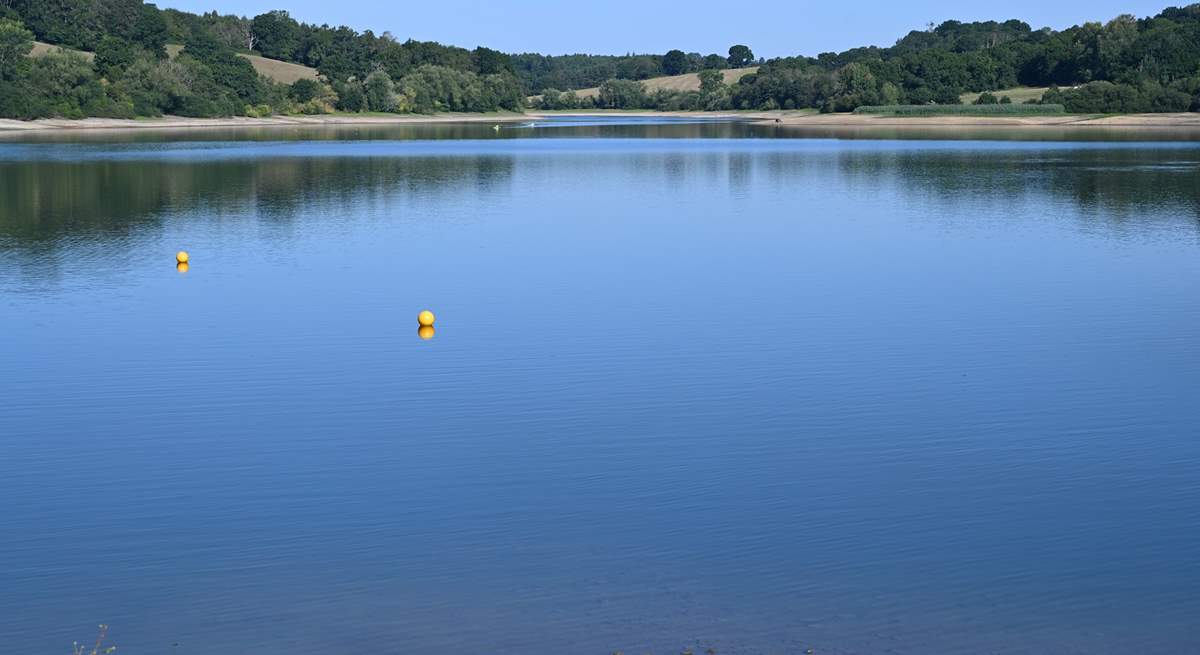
[853,103,1067,116]
[1041,82,1193,114]
[244,103,272,117]
[596,78,646,109]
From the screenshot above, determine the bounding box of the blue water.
[2,119,1199,655]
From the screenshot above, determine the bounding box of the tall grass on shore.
[72,625,116,655]
[853,104,1067,116]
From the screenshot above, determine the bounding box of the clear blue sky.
[158,0,1175,57]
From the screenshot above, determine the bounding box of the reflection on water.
[2,127,1200,655]
[3,140,1199,256]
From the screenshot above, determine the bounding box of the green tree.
[597,78,645,108]
[250,10,299,60]
[12,0,99,49]
[698,68,724,94]
[727,44,754,67]
[472,46,511,74]
[94,35,140,78]
[113,55,191,115]
[363,69,397,111]
[662,49,687,75]
[0,17,33,80]
[336,79,366,111]
[289,78,321,103]
[129,3,167,54]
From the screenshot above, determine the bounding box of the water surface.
[2,118,1199,655]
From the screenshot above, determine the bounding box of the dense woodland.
[1,0,1198,120]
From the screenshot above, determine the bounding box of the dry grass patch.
[567,67,758,99]
[31,42,95,61]
[165,44,319,84]
[960,87,1049,104]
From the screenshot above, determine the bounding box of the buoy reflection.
[418,325,435,340]
[176,262,189,274]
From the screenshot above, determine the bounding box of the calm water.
[2,118,1200,655]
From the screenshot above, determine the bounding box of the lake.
[2,117,1199,655]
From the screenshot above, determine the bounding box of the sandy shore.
[531,109,1200,128]
[752,111,1200,128]
[3,110,1200,133]
[0,112,529,133]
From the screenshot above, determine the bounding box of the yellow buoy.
[417,310,436,327]
[176,262,189,274]
[176,251,189,264]
[418,325,435,340]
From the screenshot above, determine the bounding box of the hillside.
[163,45,319,84]
[959,87,1048,104]
[30,42,93,61]
[31,42,318,84]
[569,67,758,99]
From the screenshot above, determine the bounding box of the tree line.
[2,0,1199,120]
[542,8,1200,114]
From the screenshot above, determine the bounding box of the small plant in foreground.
[72,624,116,655]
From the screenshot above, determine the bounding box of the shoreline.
[2,110,1200,134]
[0,112,531,133]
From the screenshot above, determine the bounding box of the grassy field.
[959,87,1049,104]
[854,103,1066,116]
[564,67,759,99]
[31,42,318,84]
[31,41,95,61]
[164,44,319,84]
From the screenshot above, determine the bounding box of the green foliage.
[508,52,671,94]
[11,0,99,49]
[244,103,272,117]
[7,0,1200,119]
[662,49,687,76]
[727,44,754,67]
[182,30,265,105]
[128,3,167,54]
[735,5,1200,113]
[853,103,1067,115]
[23,51,131,118]
[335,79,366,111]
[974,91,999,105]
[393,64,524,113]
[597,78,646,109]
[114,56,194,115]
[0,17,33,79]
[535,88,584,110]
[363,69,397,112]
[472,46,511,74]
[94,35,140,78]
[1042,80,1194,113]
[289,77,321,103]
[251,10,299,61]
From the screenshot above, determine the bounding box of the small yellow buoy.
[176,262,189,274]
[417,310,436,327]
[176,250,189,264]
[418,325,435,340]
